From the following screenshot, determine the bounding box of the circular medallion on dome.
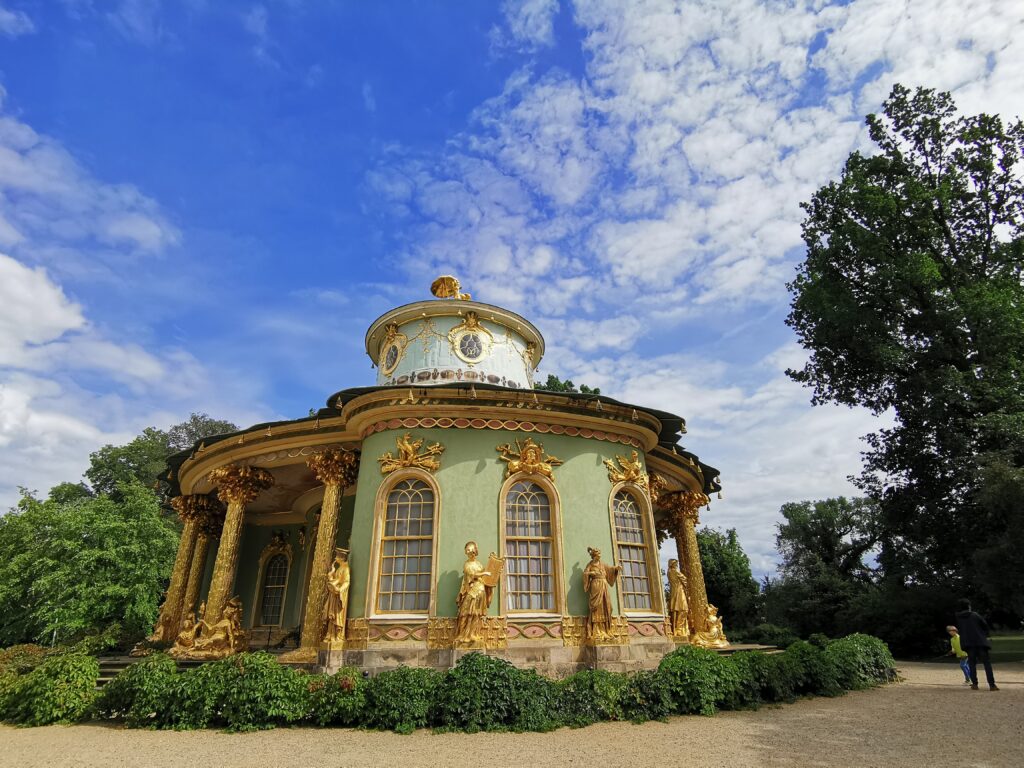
[380,341,404,375]
[459,332,483,360]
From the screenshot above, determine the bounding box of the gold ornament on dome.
[430,274,472,301]
[496,436,563,480]
[379,323,408,376]
[378,433,445,474]
[603,450,650,491]
[448,310,493,364]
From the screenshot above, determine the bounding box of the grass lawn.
[989,633,1024,663]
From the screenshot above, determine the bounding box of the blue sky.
[1,0,1021,576]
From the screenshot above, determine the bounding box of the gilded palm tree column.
[204,465,275,623]
[150,495,202,643]
[281,448,359,663]
[181,499,226,623]
[667,490,712,635]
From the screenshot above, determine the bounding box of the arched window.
[377,478,435,613]
[258,554,289,626]
[612,490,654,611]
[504,480,555,612]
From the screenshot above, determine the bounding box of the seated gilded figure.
[171,596,247,659]
[582,547,621,642]
[454,541,503,647]
[692,604,729,649]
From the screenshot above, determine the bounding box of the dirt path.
[2,662,1021,768]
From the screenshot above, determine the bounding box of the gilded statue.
[171,597,247,660]
[454,541,503,647]
[692,604,729,649]
[431,274,471,301]
[322,549,351,648]
[582,547,621,642]
[496,437,563,481]
[666,559,690,639]
[378,433,445,475]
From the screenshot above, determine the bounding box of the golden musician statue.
[454,541,503,647]
[666,559,690,639]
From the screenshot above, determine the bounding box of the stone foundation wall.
[320,635,676,678]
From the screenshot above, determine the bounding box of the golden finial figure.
[430,275,471,301]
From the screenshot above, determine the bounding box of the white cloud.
[493,0,559,52]
[107,0,165,45]
[0,4,34,37]
[362,82,377,113]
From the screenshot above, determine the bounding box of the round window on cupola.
[458,332,483,360]
[379,323,407,375]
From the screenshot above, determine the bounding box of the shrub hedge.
[0,632,897,732]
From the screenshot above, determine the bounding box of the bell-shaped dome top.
[364,276,545,389]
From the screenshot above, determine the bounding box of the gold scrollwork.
[603,450,650,491]
[496,436,563,481]
[378,433,445,474]
[560,616,628,647]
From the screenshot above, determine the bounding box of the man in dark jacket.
[954,599,999,690]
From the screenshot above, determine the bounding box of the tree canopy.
[0,482,178,646]
[786,84,1024,614]
[695,527,760,629]
[85,413,237,500]
[535,373,600,395]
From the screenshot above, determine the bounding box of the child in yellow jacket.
[947,625,971,684]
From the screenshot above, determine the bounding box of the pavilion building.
[152,277,725,675]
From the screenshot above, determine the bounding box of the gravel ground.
[1,661,1021,768]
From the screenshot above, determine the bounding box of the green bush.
[617,669,673,723]
[95,653,178,727]
[658,645,741,716]
[211,652,310,732]
[808,633,831,648]
[824,633,897,689]
[307,668,366,726]
[557,669,628,727]
[159,652,308,731]
[0,644,48,676]
[1,652,98,725]
[783,641,842,697]
[433,653,558,733]
[364,666,441,734]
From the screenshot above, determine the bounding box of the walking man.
[954,599,999,691]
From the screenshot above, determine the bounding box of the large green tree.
[787,84,1024,610]
[695,527,760,629]
[764,498,880,638]
[85,413,237,499]
[0,482,178,646]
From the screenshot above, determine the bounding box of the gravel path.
[2,661,1021,768]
